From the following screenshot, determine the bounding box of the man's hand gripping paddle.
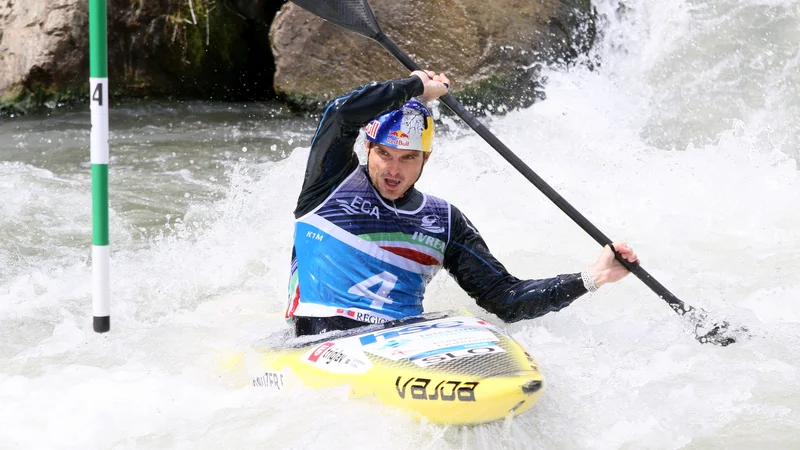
[290,0,749,346]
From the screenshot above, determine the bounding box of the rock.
[0,0,270,114]
[0,0,596,115]
[269,0,596,112]
[0,0,89,112]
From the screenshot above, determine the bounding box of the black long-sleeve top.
[294,76,588,323]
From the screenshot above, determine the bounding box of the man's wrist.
[581,268,598,293]
[408,74,426,97]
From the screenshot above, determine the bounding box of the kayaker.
[286,70,640,336]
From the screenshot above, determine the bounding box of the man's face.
[366,143,429,200]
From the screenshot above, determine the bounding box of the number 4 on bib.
[348,272,397,309]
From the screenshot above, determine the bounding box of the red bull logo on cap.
[386,132,410,147]
[388,130,409,139]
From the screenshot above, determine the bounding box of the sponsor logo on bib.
[420,214,445,233]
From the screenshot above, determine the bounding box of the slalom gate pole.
[89,0,110,333]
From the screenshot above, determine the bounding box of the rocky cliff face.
[0,0,278,114]
[0,0,595,115]
[0,0,88,109]
[270,0,596,112]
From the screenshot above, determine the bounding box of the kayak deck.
[252,312,545,425]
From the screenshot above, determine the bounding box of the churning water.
[1,0,798,448]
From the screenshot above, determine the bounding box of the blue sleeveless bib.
[286,167,451,323]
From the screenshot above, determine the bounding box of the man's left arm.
[443,206,588,323]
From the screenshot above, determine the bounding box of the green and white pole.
[90,0,110,333]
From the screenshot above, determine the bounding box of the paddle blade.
[291,0,382,39]
[671,303,749,346]
[692,311,749,346]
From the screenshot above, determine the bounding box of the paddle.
[290,0,747,346]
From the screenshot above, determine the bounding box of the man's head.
[364,99,434,200]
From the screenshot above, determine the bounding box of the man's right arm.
[294,77,424,218]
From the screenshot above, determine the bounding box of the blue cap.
[364,99,434,152]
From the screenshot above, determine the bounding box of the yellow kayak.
[249,312,544,425]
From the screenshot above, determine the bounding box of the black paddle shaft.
[376,33,693,316]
